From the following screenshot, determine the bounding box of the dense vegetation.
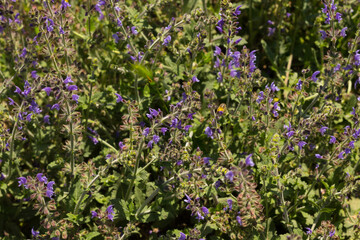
[1,0,360,239]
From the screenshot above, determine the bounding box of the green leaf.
[143,84,150,98]
[320,208,336,213]
[134,184,145,208]
[85,232,101,240]
[132,63,153,82]
[66,213,81,225]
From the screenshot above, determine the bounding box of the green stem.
[125,138,144,201]
[44,33,61,78]
[65,102,75,179]
[73,158,120,214]
[7,102,24,181]
[86,132,118,153]
[248,0,253,48]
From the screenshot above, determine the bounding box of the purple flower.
[64,76,73,84]
[354,50,360,66]
[214,46,221,56]
[72,94,79,103]
[153,135,160,144]
[315,154,323,159]
[345,148,351,154]
[148,108,159,118]
[201,206,209,216]
[61,0,71,10]
[184,193,192,205]
[270,82,279,92]
[351,107,356,115]
[225,171,234,182]
[46,188,54,198]
[329,136,336,144]
[59,26,65,34]
[14,86,22,95]
[95,3,104,20]
[233,5,241,16]
[196,211,204,220]
[295,79,303,91]
[311,71,320,82]
[131,26,138,35]
[26,113,32,122]
[17,177,28,189]
[8,97,15,106]
[305,227,312,235]
[236,216,243,226]
[335,12,342,22]
[161,127,168,135]
[112,33,120,43]
[67,85,78,91]
[42,87,52,96]
[143,127,150,136]
[162,35,171,46]
[51,104,60,111]
[216,18,224,33]
[329,230,335,237]
[233,38,242,45]
[89,136,99,145]
[249,50,257,73]
[44,115,50,124]
[192,76,200,83]
[256,91,265,103]
[115,93,123,103]
[117,18,123,27]
[334,64,341,72]
[46,18,54,32]
[31,71,38,79]
[203,157,211,165]
[349,141,355,149]
[31,228,39,237]
[320,126,328,135]
[20,47,27,58]
[119,141,125,150]
[319,30,327,40]
[268,27,276,36]
[286,131,295,138]
[36,173,48,183]
[91,211,98,218]
[214,57,220,68]
[217,72,223,82]
[106,205,114,221]
[184,125,192,132]
[179,232,186,240]
[340,27,347,37]
[272,102,280,117]
[245,154,254,167]
[204,127,213,139]
[338,151,345,159]
[147,140,154,148]
[298,141,307,150]
[187,113,195,120]
[47,181,55,190]
[227,199,233,210]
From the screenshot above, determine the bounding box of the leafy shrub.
[1,0,360,239]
